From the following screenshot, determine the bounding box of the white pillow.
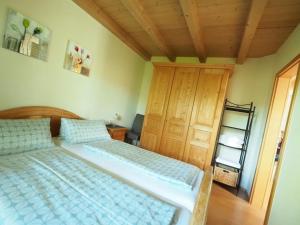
[60,118,111,144]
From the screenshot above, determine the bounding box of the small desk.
[106,124,128,142]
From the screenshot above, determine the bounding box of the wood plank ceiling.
[74,0,300,63]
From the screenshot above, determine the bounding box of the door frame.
[250,54,300,209]
[264,56,300,224]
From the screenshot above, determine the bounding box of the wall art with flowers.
[64,40,92,76]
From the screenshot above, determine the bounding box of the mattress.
[58,139,203,212]
[0,147,190,225]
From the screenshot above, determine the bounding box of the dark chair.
[125,114,144,145]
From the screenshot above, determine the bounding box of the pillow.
[60,118,111,144]
[0,118,54,155]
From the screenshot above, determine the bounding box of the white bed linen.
[58,140,203,213]
[216,156,241,169]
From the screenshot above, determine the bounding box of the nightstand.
[106,124,128,141]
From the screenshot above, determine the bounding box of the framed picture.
[2,8,51,61]
[63,40,92,76]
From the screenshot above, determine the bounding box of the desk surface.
[106,124,127,130]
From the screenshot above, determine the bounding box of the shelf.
[216,157,242,169]
[213,99,256,190]
[216,161,241,170]
[221,125,246,131]
[218,142,245,151]
[225,105,252,113]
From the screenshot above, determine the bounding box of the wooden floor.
[207,183,265,225]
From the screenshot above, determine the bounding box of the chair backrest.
[132,114,144,134]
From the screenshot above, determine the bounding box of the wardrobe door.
[159,67,199,160]
[183,68,230,169]
[140,66,175,152]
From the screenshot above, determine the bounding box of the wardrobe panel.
[184,68,230,169]
[187,145,208,169]
[196,71,223,126]
[140,66,175,152]
[159,67,199,159]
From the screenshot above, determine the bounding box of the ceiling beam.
[120,0,176,62]
[179,0,206,63]
[237,0,269,64]
[73,0,151,61]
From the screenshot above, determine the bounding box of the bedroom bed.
[0,106,213,225]
[58,139,203,212]
[0,146,186,225]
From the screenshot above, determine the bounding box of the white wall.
[0,0,146,127]
[136,56,276,194]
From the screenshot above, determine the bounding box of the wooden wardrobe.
[140,63,234,169]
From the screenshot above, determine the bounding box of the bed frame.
[0,106,213,225]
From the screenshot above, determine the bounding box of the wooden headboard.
[0,106,81,137]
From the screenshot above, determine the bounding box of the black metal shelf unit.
[212,99,256,189]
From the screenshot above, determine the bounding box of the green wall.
[267,25,300,225]
[0,0,146,127]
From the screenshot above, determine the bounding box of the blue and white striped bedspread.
[84,140,202,191]
[0,147,176,225]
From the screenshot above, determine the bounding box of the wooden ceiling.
[74,0,300,63]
